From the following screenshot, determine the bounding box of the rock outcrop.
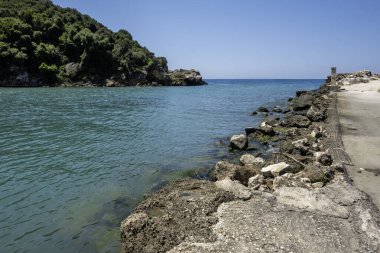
[168,69,206,86]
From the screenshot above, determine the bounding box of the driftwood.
[273,152,308,167]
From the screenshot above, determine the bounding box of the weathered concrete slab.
[169,181,380,253]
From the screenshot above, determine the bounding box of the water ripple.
[0,80,322,252]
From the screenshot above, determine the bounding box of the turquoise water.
[0,79,321,252]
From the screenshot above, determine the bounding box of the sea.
[0,79,322,252]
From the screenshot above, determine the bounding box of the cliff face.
[0,0,205,87]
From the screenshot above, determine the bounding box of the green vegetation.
[0,0,168,86]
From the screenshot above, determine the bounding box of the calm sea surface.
[0,79,322,252]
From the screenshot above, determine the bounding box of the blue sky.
[53,0,380,79]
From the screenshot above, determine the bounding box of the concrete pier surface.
[338,80,380,209]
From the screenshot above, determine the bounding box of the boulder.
[215,178,252,200]
[257,106,269,113]
[272,106,283,113]
[293,94,314,111]
[299,165,327,183]
[296,90,308,97]
[314,152,333,166]
[240,154,265,166]
[212,161,259,185]
[261,162,292,178]
[307,105,326,122]
[248,174,265,189]
[282,115,311,128]
[229,134,248,150]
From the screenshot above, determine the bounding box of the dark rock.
[282,115,311,128]
[314,152,333,166]
[251,111,258,115]
[229,134,248,150]
[300,165,328,183]
[296,90,308,97]
[272,106,283,113]
[257,106,269,113]
[245,127,259,135]
[307,105,327,122]
[292,94,314,111]
[212,161,260,186]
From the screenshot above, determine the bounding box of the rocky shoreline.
[120,71,380,253]
[1,68,207,88]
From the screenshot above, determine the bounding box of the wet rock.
[272,106,283,113]
[257,106,269,113]
[261,162,292,178]
[314,152,333,166]
[229,134,248,150]
[282,115,311,128]
[215,178,252,200]
[296,90,308,97]
[307,105,326,122]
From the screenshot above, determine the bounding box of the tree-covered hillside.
[0,0,205,86]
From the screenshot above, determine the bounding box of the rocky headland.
[120,71,380,253]
[0,0,206,87]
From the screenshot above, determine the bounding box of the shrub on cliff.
[0,0,169,86]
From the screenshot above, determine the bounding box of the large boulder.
[120,179,234,253]
[212,161,259,185]
[261,162,292,178]
[307,105,327,122]
[229,134,248,150]
[299,165,328,183]
[282,115,311,128]
[292,94,314,111]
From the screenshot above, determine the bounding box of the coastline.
[120,72,380,252]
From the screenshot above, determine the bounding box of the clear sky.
[53,0,380,79]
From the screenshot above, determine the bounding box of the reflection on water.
[0,79,321,252]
